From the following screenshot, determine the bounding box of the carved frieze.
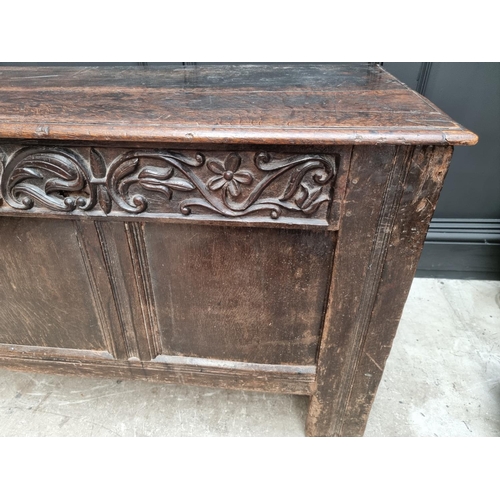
[0,146,340,223]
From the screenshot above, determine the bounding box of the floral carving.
[207,153,254,197]
[179,152,337,219]
[0,147,339,221]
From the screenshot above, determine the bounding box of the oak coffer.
[0,64,477,436]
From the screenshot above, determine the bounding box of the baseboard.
[416,218,500,280]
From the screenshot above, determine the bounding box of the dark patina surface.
[0,64,476,436]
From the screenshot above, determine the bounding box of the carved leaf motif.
[295,185,308,207]
[116,159,140,185]
[1,148,95,212]
[139,182,173,200]
[90,148,107,177]
[10,167,43,185]
[281,161,329,201]
[1,147,338,220]
[106,151,203,213]
[303,194,330,215]
[105,150,337,218]
[179,152,337,219]
[138,166,173,180]
[138,167,195,199]
[299,185,322,211]
[98,186,112,214]
[271,156,336,216]
[160,178,196,191]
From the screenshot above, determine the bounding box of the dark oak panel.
[144,224,336,365]
[0,217,109,351]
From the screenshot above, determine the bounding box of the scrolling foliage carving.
[106,150,202,214]
[0,147,339,220]
[1,148,96,212]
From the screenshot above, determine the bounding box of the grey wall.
[385,63,500,219]
[385,62,500,279]
[427,63,499,219]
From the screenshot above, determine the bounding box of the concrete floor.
[0,278,498,437]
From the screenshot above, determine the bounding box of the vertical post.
[307,145,453,436]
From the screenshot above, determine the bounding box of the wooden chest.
[0,64,477,436]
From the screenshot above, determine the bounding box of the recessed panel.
[0,218,108,350]
[145,223,335,365]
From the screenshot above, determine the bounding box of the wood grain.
[306,145,454,436]
[0,64,477,436]
[0,64,477,146]
[335,145,454,436]
[0,345,315,395]
[144,223,336,365]
[0,145,344,229]
[0,217,109,351]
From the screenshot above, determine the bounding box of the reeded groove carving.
[125,221,162,360]
[0,147,339,221]
[94,221,140,360]
[74,220,117,359]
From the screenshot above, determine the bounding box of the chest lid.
[0,63,477,146]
